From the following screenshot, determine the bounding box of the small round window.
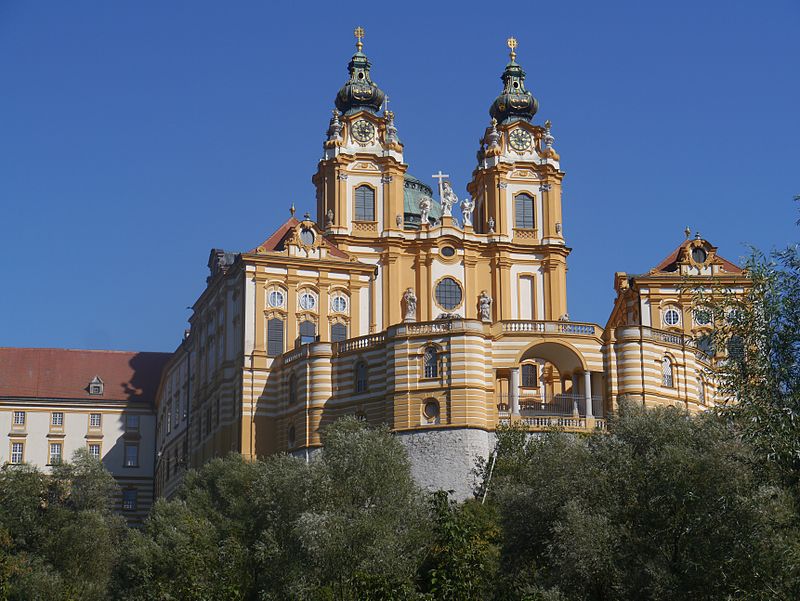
[435,278,463,310]
[268,290,285,308]
[440,246,456,258]
[663,308,680,326]
[423,400,439,420]
[299,228,315,246]
[287,425,296,448]
[331,296,347,313]
[691,247,707,264]
[299,292,316,311]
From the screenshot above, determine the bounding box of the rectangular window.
[215,398,220,426]
[124,443,139,467]
[267,317,285,357]
[514,193,535,229]
[49,443,62,465]
[51,412,64,427]
[10,442,23,464]
[125,414,140,432]
[205,405,212,435]
[122,489,137,511]
[88,443,101,459]
[12,411,25,426]
[89,413,101,428]
[167,402,172,434]
[354,185,375,221]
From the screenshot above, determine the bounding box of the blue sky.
[1,1,797,352]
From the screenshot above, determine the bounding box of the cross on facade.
[431,170,450,202]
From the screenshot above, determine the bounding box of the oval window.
[268,290,285,308]
[440,246,455,257]
[423,400,439,420]
[299,292,316,311]
[299,228,315,246]
[691,247,707,264]
[332,296,347,313]
[663,308,680,326]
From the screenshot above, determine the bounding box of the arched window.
[355,185,375,221]
[299,320,316,345]
[267,317,284,357]
[355,361,368,393]
[698,378,706,404]
[331,322,347,343]
[424,347,438,378]
[662,356,674,387]
[521,364,538,388]
[288,373,297,404]
[514,193,534,229]
[287,425,296,448]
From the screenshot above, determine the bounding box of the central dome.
[403,174,441,229]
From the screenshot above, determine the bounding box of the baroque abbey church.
[0,32,749,508]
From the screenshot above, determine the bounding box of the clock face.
[351,119,375,143]
[508,128,532,152]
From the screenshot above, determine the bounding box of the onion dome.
[403,174,442,229]
[489,37,538,125]
[335,27,386,116]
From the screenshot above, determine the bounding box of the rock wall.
[396,428,495,501]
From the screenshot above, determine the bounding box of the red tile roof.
[651,240,743,274]
[248,217,350,259]
[0,348,171,403]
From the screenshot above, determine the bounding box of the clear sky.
[1,1,797,352]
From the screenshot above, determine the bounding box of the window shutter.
[267,318,284,357]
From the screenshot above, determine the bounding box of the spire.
[335,27,386,116]
[489,36,538,124]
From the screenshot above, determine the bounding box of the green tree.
[485,404,800,600]
[0,449,125,601]
[698,243,800,490]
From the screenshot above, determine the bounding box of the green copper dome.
[489,45,538,124]
[403,174,441,229]
[335,46,386,116]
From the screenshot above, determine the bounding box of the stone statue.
[418,195,432,226]
[395,214,403,227]
[461,197,475,227]
[326,209,334,228]
[558,312,570,322]
[403,287,417,322]
[488,216,495,234]
[441,181,459,217]
[479,290,493,322]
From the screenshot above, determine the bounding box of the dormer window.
[299,228,315,246]
[691,247,708,264]
[89,376,104,396]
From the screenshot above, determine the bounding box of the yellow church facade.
[153,34,747,498]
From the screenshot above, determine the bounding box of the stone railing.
[332,332,386,355]
[501,320,599,337]
[282,346,306,365]
[351,220,378,233]
[404,320,456,335]
[615,326,713,364]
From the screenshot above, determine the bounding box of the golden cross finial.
[354,26,365,52]
[506,36,518,60]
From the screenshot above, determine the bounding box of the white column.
[509,368,520,416]
[584,371,593,418]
